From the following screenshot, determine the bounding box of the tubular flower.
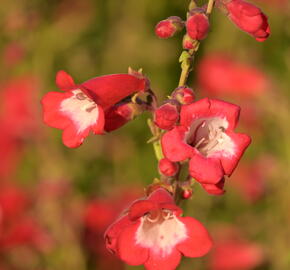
[41,70,148,148]
[105,188,212,270]
[161,98,251,195]
[223,0,270,41]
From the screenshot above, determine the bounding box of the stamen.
[189,118,227,156]
[76,92,87,100]
[162,210,174,220]
[146,211,161,223]
[86,106,96,113]
[194,137,206,149]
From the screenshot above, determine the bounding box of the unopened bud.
[182,189,193,199]
[158,158,179,177]
[154,103,179,130]
[182,34,199,50]
[105,102,144,132]
[186,11,209,40]
[172,86,195,105]
[155,16,184,39]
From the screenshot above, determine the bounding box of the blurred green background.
[0,0,289,269]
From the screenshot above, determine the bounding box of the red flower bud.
[154,103,179,130]
[182,189,193,199]
[158,158,179,177]
[224,0,270,41]
[186,12,210,40]
[104,102,144,132]
[172,87,195,105]
[182,34,199,50]
[155,16,184,39]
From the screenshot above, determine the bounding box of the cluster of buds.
[155,0,270,48]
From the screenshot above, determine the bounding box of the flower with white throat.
[41,70,148,148]
[161,98,251,195]
[105,188,212,270]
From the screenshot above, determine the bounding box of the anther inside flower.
[41,70,148,148]
[161,98,251,195]
[186,117,235,157]
[105,188,212,270]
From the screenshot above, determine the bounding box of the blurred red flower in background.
[197,54,269,98]
[209,226,264,270]
[0,185,50,252]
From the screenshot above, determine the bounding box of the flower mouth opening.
[186,117,234,157]
[145,209,175,224]
[73,89,97,112]
[60,89,100,134]
[136,209,187,256]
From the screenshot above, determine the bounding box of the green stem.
[206,0,215,14]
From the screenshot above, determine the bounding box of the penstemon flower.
[105,188,212,270]
[161,98,251,195]
[41,70,149,147]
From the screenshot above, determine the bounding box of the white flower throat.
[186,117,235,157]
[60,89,99,133]
[135,209,187,257]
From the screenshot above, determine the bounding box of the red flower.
[186,12,210,41]
[0,76,39,137]
[209,226,264,270]
[41,70,148,148]
[197,54,269,98]
[223,0,270,41]
[105,188,212,270]
[161,98,251,195]
[0,186,50,252]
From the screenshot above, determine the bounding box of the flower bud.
[158,158,179,177]
[182,189,193,199]
[104,102,144,132]
[223,0,270,41]
[182,34,199,50]
[186,11,210,40]
[155,16,184,39]
[172,86,195,105]
[154,102,179,130]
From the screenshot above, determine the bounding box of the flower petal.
[147,188,175,204]
[180,98,211,128]
[180,98,240,130]
[82,74,147,110]
[220,131,251,175]
[161,126,195,162]
[177,216,213,257]
[201,178,226,195]
[144,248,181,270]
[208,99,240,130]
[41,91,72,130]
[117,221,149,266]
[189,151,224,184]
[104,214,132,254]
[55,70,75,91]
[129,200,157,221]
